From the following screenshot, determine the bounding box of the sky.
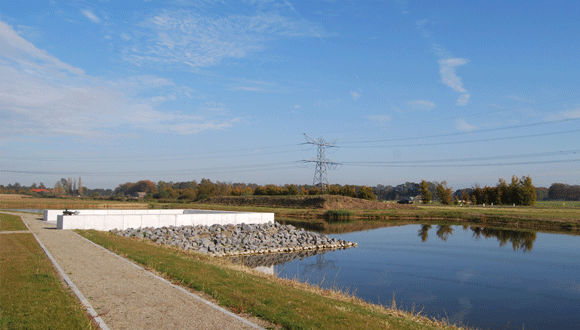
[1,0,579,190]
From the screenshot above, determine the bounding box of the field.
[0,213,96,329]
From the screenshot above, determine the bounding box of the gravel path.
[16,212,264,330]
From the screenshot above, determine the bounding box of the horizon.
[1,1,579,190]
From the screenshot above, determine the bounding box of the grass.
[323,210,354,223]
[0,213,28,231]
[77,229,465,330]
[0,215,96,329]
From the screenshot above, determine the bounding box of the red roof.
[31,189,50,192]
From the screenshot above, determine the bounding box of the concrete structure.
[45,209,274,231]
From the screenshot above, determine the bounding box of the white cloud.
[0,21,84,76]
[456,93,471,106]
[350,88,362,100]
[455,118,477,132]
[122,9,324,68]
[408,99,436,110]
[438,57,468,93]
[0,20,239,139]
[82,9,101,24]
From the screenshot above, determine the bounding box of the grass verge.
[77,229,464,330]
[0,230,96,329]
[0,213,28,231]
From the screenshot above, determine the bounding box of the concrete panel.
[104,215,124,231]
[61,215,85,230]
[174,215,190,227]
[158,215,176,228]
[124,215,142,229]
[141,215,158,228]
[223,214,236,225]
[85,216,105,231]
[235,214,250,225]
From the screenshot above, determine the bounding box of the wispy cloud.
[122,8,324,68]
[0,20,239,139]
[437,56,470,105]
[455,118,477,132]
[408,99,436,110]
[366,115,391,126]
[415,19,471,106]
[545,109,580,121]
[350,88,362,100]
[82,9,101,24]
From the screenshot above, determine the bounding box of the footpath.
[14,212,264,330]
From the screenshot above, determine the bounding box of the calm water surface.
[249,224,580,330]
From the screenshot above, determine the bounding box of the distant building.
[31,189,50,193]
[136,192,147,199]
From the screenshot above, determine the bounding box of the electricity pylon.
[301,134,340,190]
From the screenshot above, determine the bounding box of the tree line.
[2,176,578,204]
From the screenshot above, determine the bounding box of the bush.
[323,210,353,223]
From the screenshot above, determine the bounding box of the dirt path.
[14,212,264,330]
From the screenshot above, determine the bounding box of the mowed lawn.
[0,213,96,330]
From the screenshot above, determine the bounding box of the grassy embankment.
[190,196,580,233]
[3,194,579,232]
[77,229,465,330]
[0,213,96,329]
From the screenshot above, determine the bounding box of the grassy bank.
[0,213,28,231]
[77,229,464,330]
[0,214,96,329]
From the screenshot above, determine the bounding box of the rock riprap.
[111,222,356,257]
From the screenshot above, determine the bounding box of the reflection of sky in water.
[268,225,580,330]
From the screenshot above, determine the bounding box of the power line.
[341,129,580,149]
[0,162,297,177]
[340,117,580,145]
[342,149,580,165]
[341,158,580,168]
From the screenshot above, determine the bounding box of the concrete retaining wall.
[44,209,185,222]
[53,210,274,230]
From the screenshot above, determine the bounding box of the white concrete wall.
[45,209,185,222]
[55,210,274,230]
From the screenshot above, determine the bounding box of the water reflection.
[228,248,334,269]
[419,224,537,252]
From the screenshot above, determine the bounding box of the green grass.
[77,230,462,330]
[323,210,354,223]
[0,229,96,329]
[0,213,28,231]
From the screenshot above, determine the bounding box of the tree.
[420,180,432,204]
[436,181,453,205]
[519,176,537,206]
[357,186,376,200]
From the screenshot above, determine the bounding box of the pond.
[233,224,580,330]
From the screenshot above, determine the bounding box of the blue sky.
[1,0,579,190]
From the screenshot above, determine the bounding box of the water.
[241,224,580,330]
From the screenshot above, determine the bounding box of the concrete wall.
[44,209,185,222]
[54,210,275,230]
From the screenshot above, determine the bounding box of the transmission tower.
[301,134,340,190]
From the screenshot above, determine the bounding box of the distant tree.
[340,185,357,198]
[519,176,537,206]
[307,187,321,195]
[357,186,376,200]
[420,180,432,204]
[498,178,509,205]
[436,181,453,205]
[285,184,299,196]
